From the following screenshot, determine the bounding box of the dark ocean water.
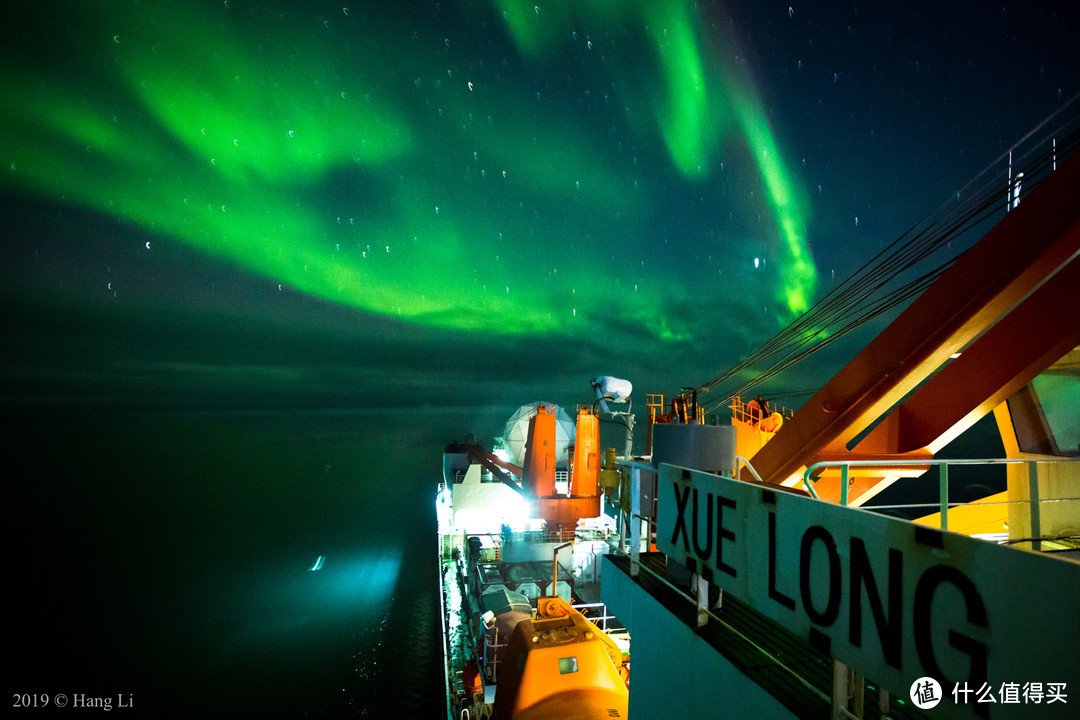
[4,407,509,719]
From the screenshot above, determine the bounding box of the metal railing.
[611,458,835,709]
[803,457,1080,542]
[614,459,658,578]
[481,625,507,683]
[736,454,767,485]
[612,453,1079,719]
[571,601,626,635]
[729,396,795,427]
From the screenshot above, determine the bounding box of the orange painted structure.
[535,408,602,532]
[465,405,606,535]
[748,151,1080,504]
[729,395,793,466]
[523,406,558,497]
[570,409,600,498]
[492,596,628,720]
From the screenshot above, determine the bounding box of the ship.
[438,389,633,720]
[438,117,1080,719]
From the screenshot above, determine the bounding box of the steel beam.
[752,151,1080,486]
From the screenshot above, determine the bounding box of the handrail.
[613,459,658,578]
[736,455,765,483]
[606,458,879,714]
[736,455,824,499]
[615,538,833,710]
[570,601,626,634]
[615,458,658,472]
[803,456,1080,534]
[728,395,796,426]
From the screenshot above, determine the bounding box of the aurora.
[1,0,815,346]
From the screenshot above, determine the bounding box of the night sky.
[3,1,1075,412]
[2,2,1078,718]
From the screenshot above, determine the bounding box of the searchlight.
[591,376,633,410]
[591,376,635,458]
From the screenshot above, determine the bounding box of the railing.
[613,459,723,628]
[571,601,626,635]
[736,454,767,485]
[729,396,795,426]
[612,458,837,710]
[613,453,1079,719]
[803,457,1080,543]
[614,459,659,579]
[625,455,1080,555]
[482,625,507,683]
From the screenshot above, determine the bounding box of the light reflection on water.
[230,550,404,642]
[7,411,447,718]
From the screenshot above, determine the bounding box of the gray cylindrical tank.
[651,423,736,476]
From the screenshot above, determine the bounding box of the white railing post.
[697,573,709,627]
[630,465,642,577]
[832,659,849,720]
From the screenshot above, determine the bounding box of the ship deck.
[606,552,930,720]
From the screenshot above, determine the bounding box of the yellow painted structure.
[913,491,1009,534]
[993,373,1080,548]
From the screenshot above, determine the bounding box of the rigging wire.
[696,95,1080,415]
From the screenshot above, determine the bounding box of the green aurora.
[2,0,815,344]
